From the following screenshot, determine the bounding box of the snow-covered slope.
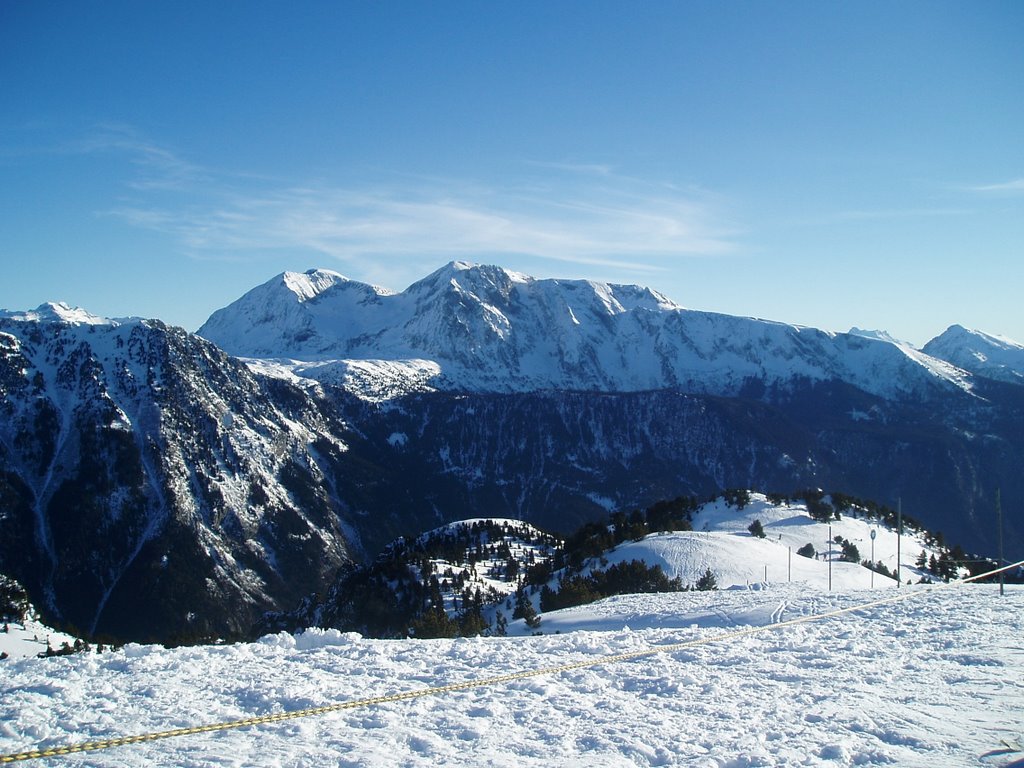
[281,492,959,644]
[0,573,81,660]
[0,613,79,660]
[1,584,1019,766]
[198,262,974,401]
[923,324,1024,385]
[598,494,931,596]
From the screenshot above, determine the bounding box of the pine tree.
[513,587,541,629]
[458,605,487,637]
[840,540,860,563]
[410,606,458,638]
[695,568,718,591]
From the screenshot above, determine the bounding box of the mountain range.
[1,262,1021,642]
[199,261,975,400]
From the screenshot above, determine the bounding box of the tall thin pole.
[828,523,832,591]
[896,498,902,588]
[788,546,792,583]
[997,489,1004,597]
[870,530,875,589]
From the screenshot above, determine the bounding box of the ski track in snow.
[1,585,1021,767]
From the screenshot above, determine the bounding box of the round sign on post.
[869,529,876,588]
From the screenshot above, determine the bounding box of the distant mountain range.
[198,262,981,400]
[1,262,1021,642]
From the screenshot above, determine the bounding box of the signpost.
[870,528,876,588]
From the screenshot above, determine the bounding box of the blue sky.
[1,1,1021,346]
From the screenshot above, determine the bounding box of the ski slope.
[536,493,941,615]
[601,494,930,592]
[1,583,1021,767]
[2,497,1019,766]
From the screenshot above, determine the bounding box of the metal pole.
[764,564,767,583]
[998,489,1004,596]
[828,523,832,591]
[896,498,902,588]
[870,529,876,589]
[788,546,792,583]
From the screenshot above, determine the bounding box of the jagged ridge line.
[2,560,1021,764]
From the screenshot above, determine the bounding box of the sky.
[1,1,1022,347]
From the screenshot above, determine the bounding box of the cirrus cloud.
[967,177,1024,194]
[96,132,738,275]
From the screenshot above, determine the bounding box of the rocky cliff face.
[0,306,358,642]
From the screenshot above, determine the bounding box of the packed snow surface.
[1,585,1021,766]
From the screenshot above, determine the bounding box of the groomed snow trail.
[1,585,1021,767]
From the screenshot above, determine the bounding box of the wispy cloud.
[525,160,615,177]
[72,123,210,191]
[92,132,737,275]
[967,177,1024,194]
[833,207,971,221]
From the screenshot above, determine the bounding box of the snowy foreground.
[2,584,1022,767]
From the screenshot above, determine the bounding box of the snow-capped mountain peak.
[0,307,356,640]
[848,327,907,346]
[1,302,114,326]
[199,262,977,401]
[922,324,1024,384]
[278,268,395,303]
[282,269,347,302]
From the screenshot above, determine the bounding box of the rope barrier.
[2,558,1021,764]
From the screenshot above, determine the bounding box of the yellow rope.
[2,559,1020,763]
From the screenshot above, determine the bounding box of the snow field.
[1,584,1021,767]
[510,494,939,629]
[689,495,926,583]
[0,617,78,661]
